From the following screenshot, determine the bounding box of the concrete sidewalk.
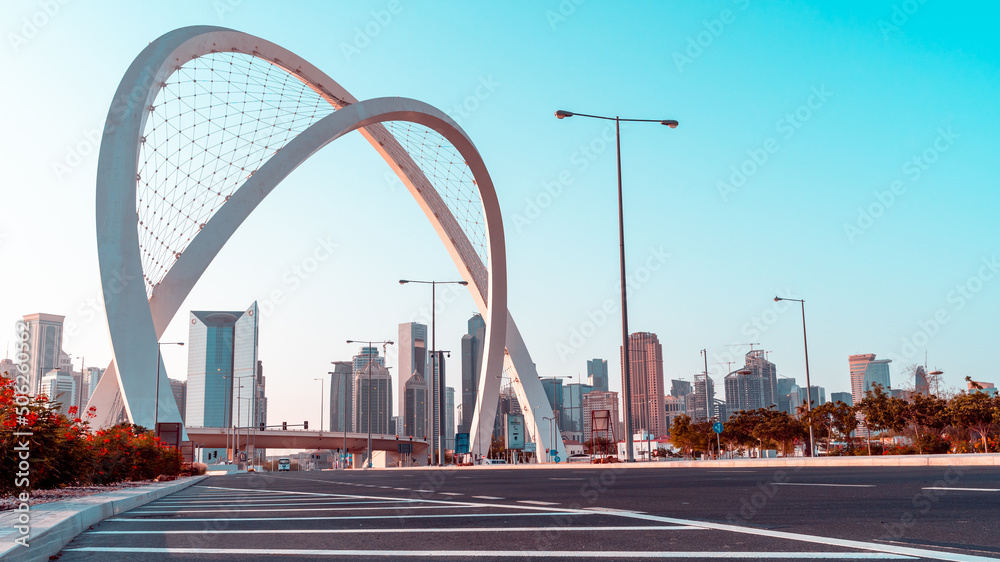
[0,475,207,562]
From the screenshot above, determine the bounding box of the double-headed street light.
[346,339,394,468]
[399,278,468,466]
[154,341,185,439]
[556,110,678,462]
[774,296,815,457]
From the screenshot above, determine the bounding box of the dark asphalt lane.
[56,464,1000,560]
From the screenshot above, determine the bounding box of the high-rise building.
[914,365,930,395]
[83,367,104,403]
[0,358,17,379]
[39,370,76,416]
[169,378,187,423]
[186,302,259,462]
[724,368,765,413]
[687,373,715,421]
[806,385,826,407]
[670,379,692,398]
[541,378,564,428]
[445,386,455,450]
[776,377,799,414]
[403,370,428,438]
[622,332,667,436]
[430,350,447,456]
[830,391,853,406]
[664,395,686,429]
[353,347,392,434]
[561,382,594,436]
[459,313,485,435]
[21,313,66,396]
[329,360,353,432]
[398,322,429,437]
[587,358,609,392]
[849,353,876,405]
[743,350,777,408]
[582,390,620,443]
[863,360,892,394]
[254,360,267,437]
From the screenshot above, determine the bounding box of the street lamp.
[154,341,185,439]
[346,339,394,468]
[313,377,324,433]
[774,296,815,457]
[556,109,678,462]
[399,278,468,466]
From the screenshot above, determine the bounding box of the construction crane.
[727,343,760,351]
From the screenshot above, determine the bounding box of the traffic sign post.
[712,421,723,459]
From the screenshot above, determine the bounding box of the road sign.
[553,455,560,463]
[712,421,724,434]
[524,442,536,453]
[505,413,525,450]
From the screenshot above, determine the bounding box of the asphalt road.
[57,464,1000,560]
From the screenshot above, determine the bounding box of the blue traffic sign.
[553,455,561,463]
[712,421,724,434]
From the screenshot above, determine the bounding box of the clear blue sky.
[2,1,998,428]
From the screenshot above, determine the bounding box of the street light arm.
[555,110,678,126]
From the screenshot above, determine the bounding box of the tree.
[858,384,906,452]
[901,393,948,454]
[948,390,997,453]
[669,415,711,459]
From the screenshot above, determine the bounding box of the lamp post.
[542,415,556,463]
[774,296,815,457]
[346,339,394,468]
[154,341,185,439]
[555,110,678,462]
[314,377,324,433]
[399,278,468,466]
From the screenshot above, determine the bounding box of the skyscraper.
[561,382,594,437]
[849,353,892,404]
[622,332,667,437]
[914,365,930,395]
[687,373,715,421]
[21,313,65,396]
[459,313,485,435]
[403,370,428,437]
[849,353,876,405]
[743,350,777,408]
[724,368,765,413]
[830,391,853,406]
[587,358,609,392]
[169,378,187,423]
[445,386,455,450]
[540,377,564,428]
[353,346,392,435]
[186,302,259,462]
[398,322,429,436]
[329,360,354,432]
[39,370,76,416]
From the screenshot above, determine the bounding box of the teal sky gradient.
[2,1,998,428]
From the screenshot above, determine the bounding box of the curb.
[0,475,208,562]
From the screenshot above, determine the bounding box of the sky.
[2,1,998,431]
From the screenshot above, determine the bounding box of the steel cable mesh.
[136,52,335,296]
[383,121,489,272]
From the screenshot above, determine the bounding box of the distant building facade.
[459,314,485,435]
[587,358,609,392]
[623,332,667,436]
[329,360,353,432]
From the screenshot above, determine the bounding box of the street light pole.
[154,341,184,439]
[347,339,393,468]
[314,377,324,432]
[555,110,678,462]
[774,296,815,457]
[400,278,468,466]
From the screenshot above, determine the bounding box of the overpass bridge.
[185,427,431,457]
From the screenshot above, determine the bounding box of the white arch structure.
[88,26,566,462]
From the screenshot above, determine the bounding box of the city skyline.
[3,2,998,431]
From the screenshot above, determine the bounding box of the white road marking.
[610,511,998,562]
[472,495,504,500]
[549,477,584,480]
[88,525,704,535]
[439,492,463,496]
[61,547,915,558]
[774,483,875,488]
[922,487,1000,492]
[135,500,419,509]
[131,504,470,514]
[108,511,589,523]
[517,500,560,506]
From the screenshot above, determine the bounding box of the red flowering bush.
[1,375,181,495]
